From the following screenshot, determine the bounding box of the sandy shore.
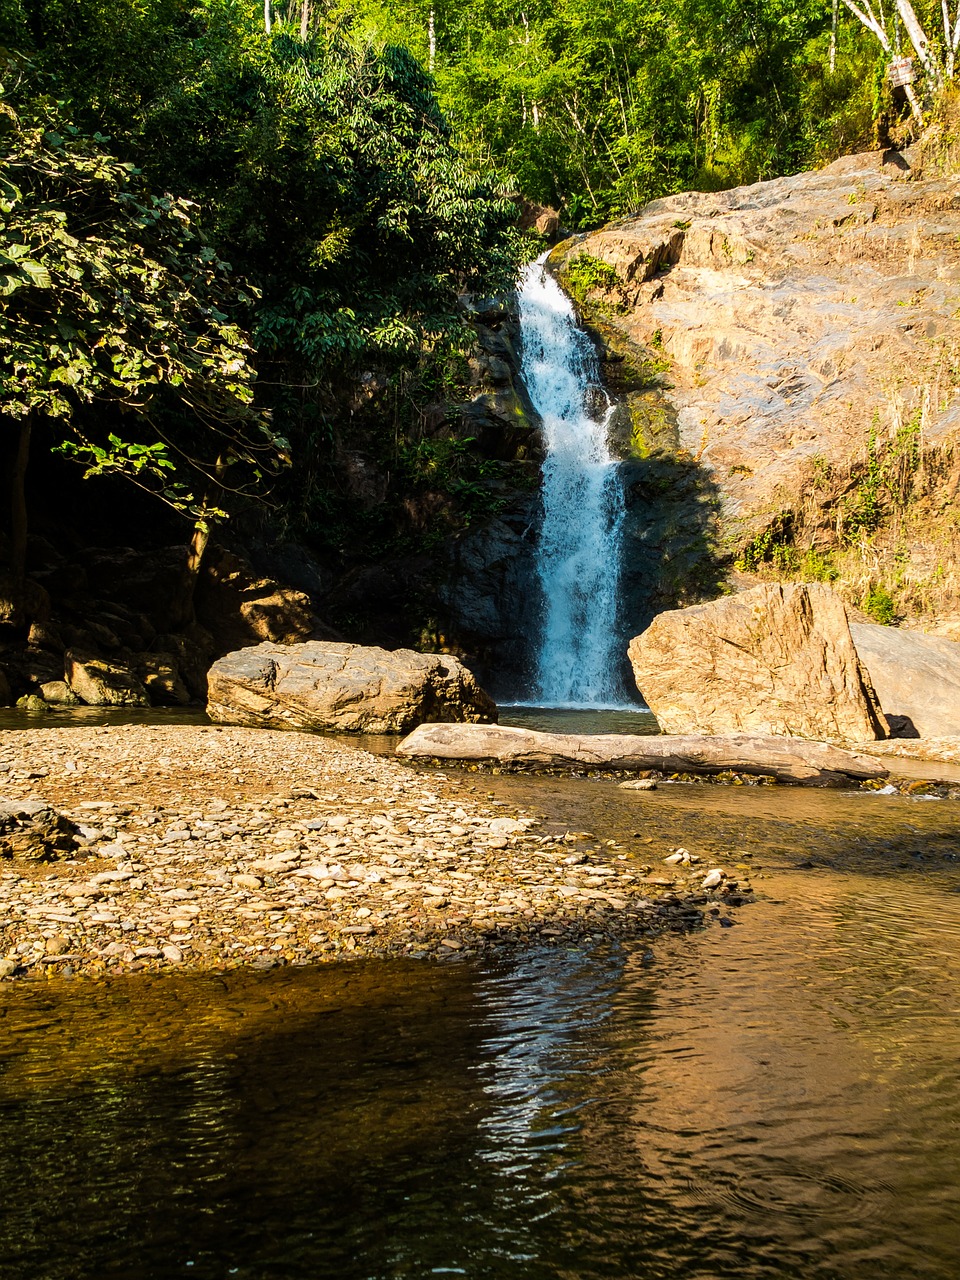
[0,725,750,978]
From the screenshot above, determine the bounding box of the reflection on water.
[0,706,210,732]
[2,864,960,1278]
[2,711,960,1277]
[500,705,659,736]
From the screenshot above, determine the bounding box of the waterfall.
[517,255,628,708]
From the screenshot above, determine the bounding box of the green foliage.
[332,0,881,226]
[0,71,287,519]
[844,422,884,536]
[863,583,896,623]
[564,253,620,305]
[0,2,527,563]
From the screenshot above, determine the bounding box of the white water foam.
[517,255,629,708]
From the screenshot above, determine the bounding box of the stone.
[550,150,960,571]
[195,546,323,654]
[0,801,81,860]
[232,874,262,890]
[397,721,888,784]
[136,653,191,706]
[619,779,658,791]
[64,649,150,707]
[0,959,17,979]
[16,694,48,713]
[40,680,80,706]
[207,641,497,733]
[151,628,216,701]
[702,869,724,889]
[628,583,889,743]
[850,623,960,738]
[535,210,560,237]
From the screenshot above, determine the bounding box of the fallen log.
[396,723,889,785]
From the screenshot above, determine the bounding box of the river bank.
[0,724,753,979]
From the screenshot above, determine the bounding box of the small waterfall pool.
[517,256,631,710]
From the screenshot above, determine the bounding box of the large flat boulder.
[206,641,497,733]
[627,583,889,742]
[851,622,960,738]
[397,722,887,784]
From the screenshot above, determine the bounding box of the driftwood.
[396,723,889,785]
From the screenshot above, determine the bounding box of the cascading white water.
[518,255,627,708]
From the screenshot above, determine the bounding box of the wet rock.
[628,584,889,743]
[40,680,80,706]
[136,653,191,706]
[195,546,323,654]
[65,649,150,707]
[16,694,48,713]
[207,641,497,733]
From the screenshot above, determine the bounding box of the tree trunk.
[169,516,212,631]
[264,0,272,34]
[10,418,31,588]
[396,723,891,785]
[428,6,436,71]
[300,0,310,40]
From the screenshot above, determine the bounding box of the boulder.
[206,641,498,733]
[627,583,889,742]
[851,622,960,737]
[397,723,888,784]
[40,680,80,706]
[195,546,324,654]
[136,653,191,706]
[64,649,150,707]
[0,801,80,860]
[151,627,216,700]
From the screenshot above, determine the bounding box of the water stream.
[1,764,959,1279]
[517,256,628,708]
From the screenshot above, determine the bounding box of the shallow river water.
[1,709,959,1278]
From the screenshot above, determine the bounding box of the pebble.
[0,725,751,978]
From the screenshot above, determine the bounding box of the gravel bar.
[0,725,751,978]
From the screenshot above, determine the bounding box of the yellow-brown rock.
[207,641,497,733]
[627,583,889,742]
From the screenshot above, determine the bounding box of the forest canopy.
[0,0,942,598]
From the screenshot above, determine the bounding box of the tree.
[0,69,288,617]
[836,0,937,122]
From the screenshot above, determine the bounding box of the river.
[1,708,958,1278]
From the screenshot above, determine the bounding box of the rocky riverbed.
[0,725,751,979]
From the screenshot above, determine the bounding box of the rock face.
[628,583,889,742]
[64,649,150,707]
[206,641,498,733]
[440,495,542,694]
[555,149,960,527]
[550,149,960,626]
[851,622,960,737]
[397,722,888,784]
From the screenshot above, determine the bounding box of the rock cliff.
[552,143,960,632]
